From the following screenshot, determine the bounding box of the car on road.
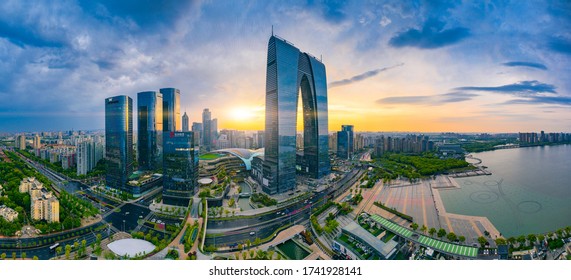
[250,231,256,236]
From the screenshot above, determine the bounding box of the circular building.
[107,239,156,258]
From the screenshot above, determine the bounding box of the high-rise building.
[17,134,26,150]
[33,134,41,149]
[105,95,134,193]
[202,109,212,151]
[337,125,354,159]
[211,118,218,147]
[162,131,199,206]
[192,122,203,145]
[160,88,181,132]
[256,130,264,149]
[137,91,164,171]
[262,35,329,194]
[182,112,189,132]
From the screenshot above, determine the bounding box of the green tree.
[21,252,26,259]
[420,224,427,234]
[1,253,6,259]
[437,228,446,238]
[429,228,436,237]
[507,237,516,245]
[33,256,39,260]
[527,234,537,244]
[410,223,419,231]
[495,238,507,245]
[56,246,62,257]
[517,235,526,246]
[253,237,261,247]
[242,251,247,260]
[477,236,487,248]
[458,236,466,243]
[65,244,71,259]
[446,232,457,242]
[12,252,16,259]
[537,234,545,242]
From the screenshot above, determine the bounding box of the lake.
[439,144,571,237]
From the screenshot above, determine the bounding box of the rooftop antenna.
[271,25,274,36]
[320,54,322,62]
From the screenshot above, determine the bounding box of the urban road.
[204,167,365,248]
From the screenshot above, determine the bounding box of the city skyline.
[0,1,570,133]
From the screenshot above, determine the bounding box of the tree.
[458,236,466,243]
[56,246,62,257]
[237,244,243,251]
[495,238,507,245]
[420,225,427,234]
[527,234,537,244]
[249,250,255,259]
[429,228,436,237]
[235,252,240,260]
[33,256,38,260]
[410,223,419,231]
[446,232,457,242]
[21,252,26,259]
[517,235,526,246]
[437,228,446,238]
[507,237,516,245]
[477,236,487,248]
[12,252,16,260]
[1,253,6,260]
[253,237,261,247]
[65,244,71,259]
[537,234,545,242]
[242,251,247,260]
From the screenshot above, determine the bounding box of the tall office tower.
[262,35,329,194]
[57,132,63,145]
[33,134,41,149]
[202,109,212,151]
[191,122,203,145]
[182,112,189,132]
[211,118,218,144]
[337,127,352,160]
[328,132,338,153]
[137,91,164,171]
[336,125,353,159]
[162,131,199,206]
[160,88,181,132]
[257,130,264,149]
[105,95,134,193]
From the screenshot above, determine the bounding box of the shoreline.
[431,177,502,240]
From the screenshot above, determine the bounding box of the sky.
[0,0,570,133]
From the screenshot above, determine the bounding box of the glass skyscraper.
[337,125,354,159]
[160,88,181,132]
[202,108,212,151]
[105,95,134,192]
[137,91,163,171]
[182,112,189,132]
[162,131,199,206]
[263,35,330,194]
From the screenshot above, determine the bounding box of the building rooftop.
[341,220,398,259]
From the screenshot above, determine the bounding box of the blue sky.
[0,0,570,133]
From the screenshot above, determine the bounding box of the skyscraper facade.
[202,109,212,151]
[160,88,181,132]
[105,95,134,192]
[137,91,163,171]
[191,122,203,145]
[182,112,189,132]
[263,35,330,194]
[162,131,199,206]
[337,125,354,159]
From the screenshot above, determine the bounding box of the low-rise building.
[0,205,19,222]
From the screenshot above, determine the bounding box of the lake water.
[439,144,571,237]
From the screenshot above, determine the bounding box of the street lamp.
[122,220,125,232]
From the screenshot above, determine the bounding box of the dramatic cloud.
[501,96,571,106]
[376,92,477,105]
[388,18,470,49]
[329,63,403,88]
[455,81,557,96]
[502,61,548,70]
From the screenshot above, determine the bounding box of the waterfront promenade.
[356,175,501,246]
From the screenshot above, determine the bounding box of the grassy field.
[199,153,224,160]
